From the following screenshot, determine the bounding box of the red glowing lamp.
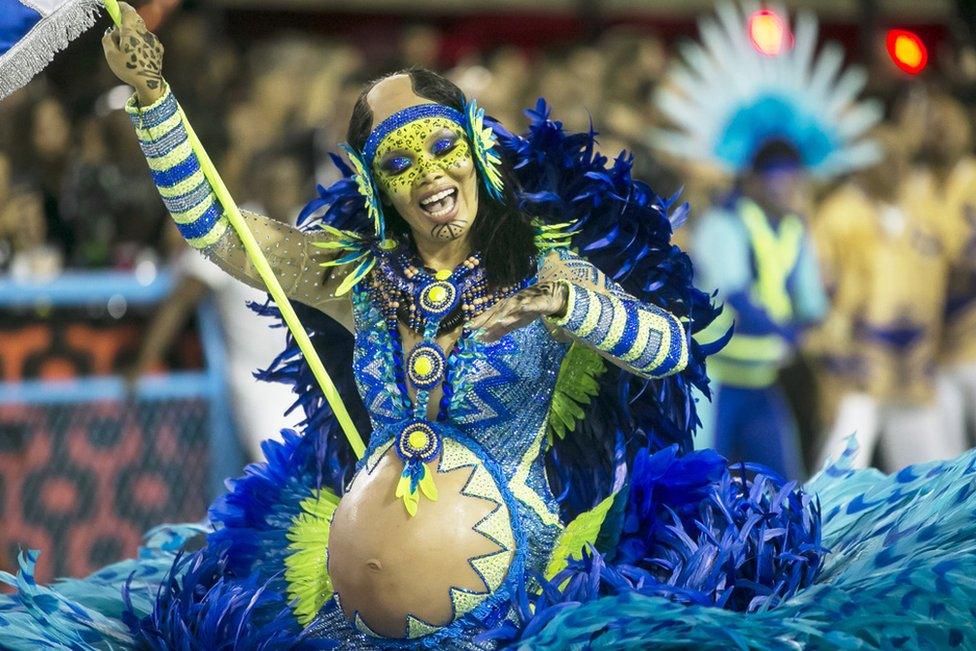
[748,9,793,56]
[886,29,928,75]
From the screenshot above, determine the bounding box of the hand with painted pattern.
[467,280,569,343]
[541,250,689,379]
[101,2,165,107]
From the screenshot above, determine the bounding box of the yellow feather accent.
[334,257,376,296]
[395,472,411,499]
[319,251,368,268]
[403,489,419,517]
[545,491,617,581]
[284,488,341,625]
[419,467,439,501]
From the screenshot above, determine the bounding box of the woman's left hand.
[468,281,568,342]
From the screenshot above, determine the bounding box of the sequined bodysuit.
[125,85,690,646]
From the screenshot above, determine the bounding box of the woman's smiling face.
[366,76,479,245]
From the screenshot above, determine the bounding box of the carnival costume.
[3,5,976,649]
[655,5,879,478]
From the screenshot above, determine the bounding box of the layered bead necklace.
[366,248,529,516]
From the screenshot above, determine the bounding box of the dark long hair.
[346,68,537,289]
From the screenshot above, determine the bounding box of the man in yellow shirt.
[814,125,966,470]
[918,95,976,450]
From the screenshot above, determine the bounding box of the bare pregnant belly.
[328,439,516,639]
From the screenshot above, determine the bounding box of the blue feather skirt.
[7,98,968,648]
[2,432,974,650]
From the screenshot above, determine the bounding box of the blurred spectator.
[28,97,75,259]
[0,182,62,279]
[127,149,313,460]
[400,23,442,69]
[813,126,963,470]
[916,93,976,451]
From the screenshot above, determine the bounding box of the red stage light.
[886,29,928,75]
[749,9,792,56]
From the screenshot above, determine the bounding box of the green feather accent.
[547,342,606,444]
[534,220,576,251]
[335,256,376,296]
[311,225,375,294]
[340,144,384,240]
[545,490,618,580]
[466,100,505,199]
[284,488,341,625]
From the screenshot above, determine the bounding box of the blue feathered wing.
[494,99,726,521]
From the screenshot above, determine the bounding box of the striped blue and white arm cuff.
[550,280,689,379]
[125,86,228,249]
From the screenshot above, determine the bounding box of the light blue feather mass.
[515,438,976,649]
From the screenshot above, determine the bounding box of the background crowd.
[1,0,975,485]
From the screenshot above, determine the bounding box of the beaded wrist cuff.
[127,85,227,249]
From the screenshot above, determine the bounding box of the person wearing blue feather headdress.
[3,3,976,650]
[691,139,828,479]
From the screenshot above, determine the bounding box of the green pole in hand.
[102,0,366,459]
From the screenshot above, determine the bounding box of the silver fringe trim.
[0,0,104,101]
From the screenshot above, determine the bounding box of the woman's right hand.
[101,2,166,106]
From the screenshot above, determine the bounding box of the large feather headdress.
[653,2,882,178]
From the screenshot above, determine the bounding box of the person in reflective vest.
[693,139,828,479]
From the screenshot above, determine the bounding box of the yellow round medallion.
[428,285,447,303]
[413,356,434,377]
[407,429,430,451]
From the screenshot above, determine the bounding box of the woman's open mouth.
[418,187,459,222]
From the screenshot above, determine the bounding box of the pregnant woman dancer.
[2,4,974,649]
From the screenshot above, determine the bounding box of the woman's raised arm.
[103,3,353,330]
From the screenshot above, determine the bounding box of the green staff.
[102,0,365,459]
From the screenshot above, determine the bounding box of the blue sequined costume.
[1,81,975,651]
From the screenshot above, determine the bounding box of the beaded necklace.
[365,248,530,516]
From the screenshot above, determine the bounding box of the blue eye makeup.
[432,136,458,156]
[382,155,413,175]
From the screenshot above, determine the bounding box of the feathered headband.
[304,98,506,294]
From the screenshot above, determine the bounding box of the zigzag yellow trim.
[354,613,382,637]
[436,438,516,618]
[469,550,511,594]
[186,218,228,249]
[476,503,515,550]
[406,615,441,639]
[449,587,487,619]
[464,464,502,503]
[510,425,562,527]
[438,437,473,473]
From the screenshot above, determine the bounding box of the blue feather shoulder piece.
[495,99,723,518]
